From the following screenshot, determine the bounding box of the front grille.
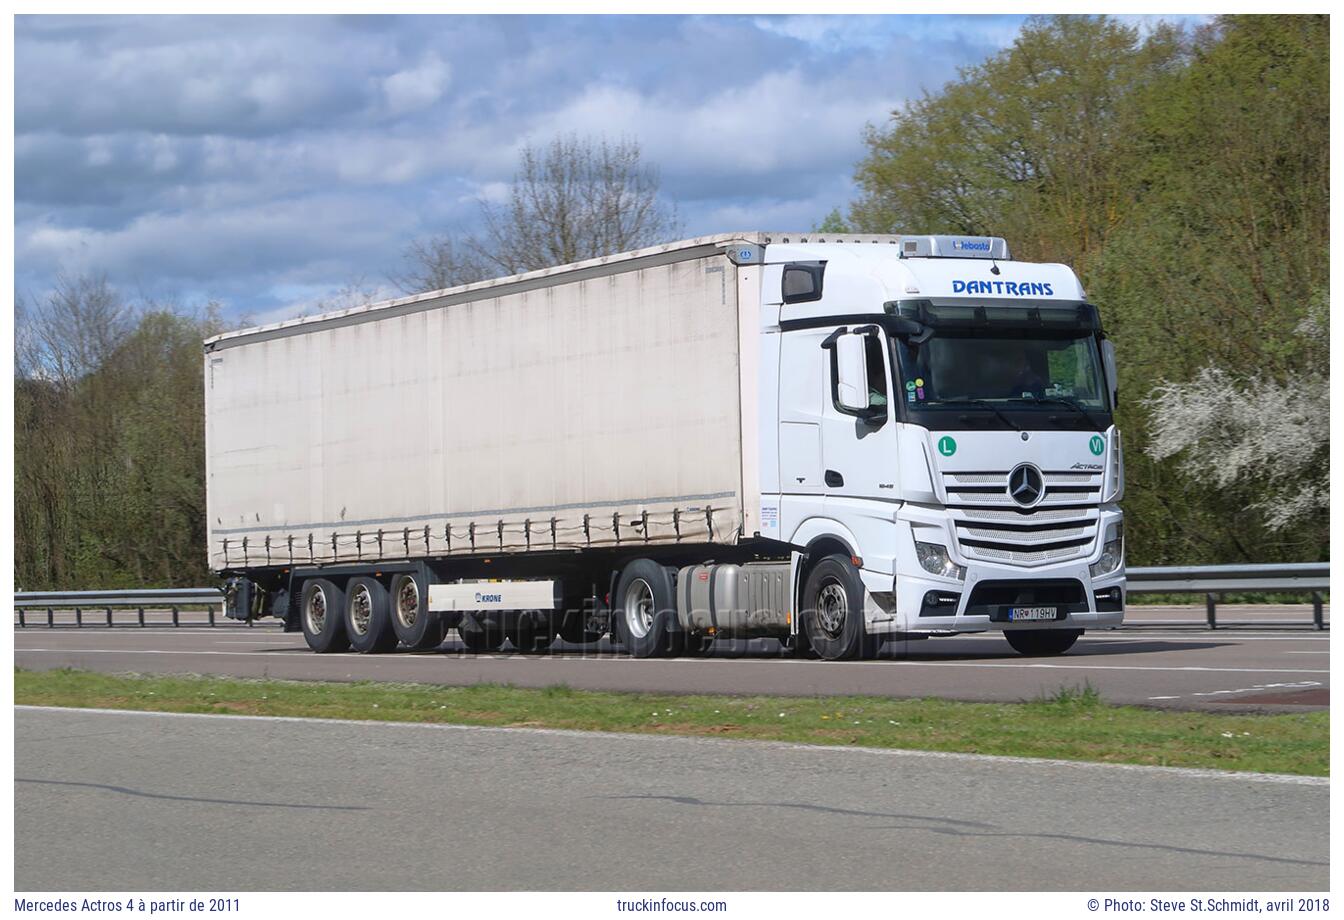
[942,470,1101,567]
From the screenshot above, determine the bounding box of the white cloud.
[381,55,452,115]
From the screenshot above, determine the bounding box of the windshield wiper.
[1010,395,1106,430]
[934,399,1021,432]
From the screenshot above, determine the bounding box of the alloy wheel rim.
[396,578,419,629]
[305,586,327,635]
[350,585,372,636]
[816,582,847,639]
[624,578,655,639]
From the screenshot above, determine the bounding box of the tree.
[389,236,490,294]
[1143,292,1327,542]
[836,14,1328,563]
[14,274,232,589]
[23,272,135,384]
[394,135,681,293]
[849,15,1185,270]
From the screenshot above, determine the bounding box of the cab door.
[819,327,897,500]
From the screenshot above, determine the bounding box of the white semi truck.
[206,232,1125,659]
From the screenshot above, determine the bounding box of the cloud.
[381,54,452,115]
[14,13,1211,319]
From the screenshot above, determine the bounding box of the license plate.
[1009,606,1057,621]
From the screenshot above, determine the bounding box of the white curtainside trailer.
[206,236,755,571]
[209,232,1125,659]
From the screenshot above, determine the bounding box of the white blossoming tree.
[1144,293,1328,533]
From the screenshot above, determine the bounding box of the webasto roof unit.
[898,235,1011,260]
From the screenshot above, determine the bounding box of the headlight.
[915,541,966,581]
[1089,522,1124,578]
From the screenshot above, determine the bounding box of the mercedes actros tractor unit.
[206,232,1125,659]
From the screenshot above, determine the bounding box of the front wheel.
[1005,629,1082,656]
[800,556,877,661]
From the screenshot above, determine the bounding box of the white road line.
[15,704,1328,787]
[13,646,1330,675]
[14,630,1332,642]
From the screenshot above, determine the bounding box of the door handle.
[824,469,844,488]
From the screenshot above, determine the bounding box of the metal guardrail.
[14,587,224,628]
[13,563,1330,630]
[1127,563,1328,630]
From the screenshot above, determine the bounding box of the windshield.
[894,331,1110,414]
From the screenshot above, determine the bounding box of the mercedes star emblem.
[1008,463,1045,507]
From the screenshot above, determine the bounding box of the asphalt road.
[14,706,1328,891]
[14,606,1329,711]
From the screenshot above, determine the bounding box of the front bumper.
[861,505,1126,636]
[867,566,1125,635]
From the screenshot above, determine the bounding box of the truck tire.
[1005,628,1082,656]
[459,619,506,652]
[300,578,350,653]
[613,559,679,658]
[800,555,878,661]
[507,612,554,654]
[344,576,398,653]
[389,572,444,651]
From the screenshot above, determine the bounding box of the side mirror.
[1101,339,1119,408]
[835,333,870,412]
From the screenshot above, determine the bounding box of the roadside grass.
[14,668,1327,776]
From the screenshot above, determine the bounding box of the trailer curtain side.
[205,253,745,571]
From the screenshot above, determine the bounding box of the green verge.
[14,668,1328,776]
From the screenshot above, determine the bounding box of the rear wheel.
[344,577,398,653]
[389,572,444,651]
[613,559,679,658]
[1005,628,1082,656]
[300,578,350,653]
[800,556,877,661]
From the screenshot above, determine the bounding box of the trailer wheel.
[1005,628,1082,656]
[300,579,350,653]
[344,577,398,653]
[613,559,678,658]
[389,572,443,651]
[458,619,506,652]
[508,612,554,654]
[800,555,877,661]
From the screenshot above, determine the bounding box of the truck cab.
[751,235,1124,655]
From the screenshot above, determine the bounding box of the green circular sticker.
[905,380,916,391]
[1089,435,1105,456]
[938,436,957,457]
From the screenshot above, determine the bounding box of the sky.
[13,14,1209,324]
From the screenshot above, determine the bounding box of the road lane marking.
[13,647,1330,675]
[15,705,1328,786]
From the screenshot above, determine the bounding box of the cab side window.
[863,335,888,408]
